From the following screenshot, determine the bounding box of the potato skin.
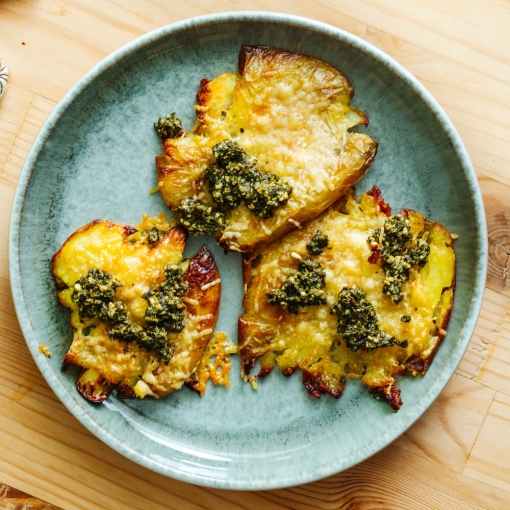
[76,368,113,403]
[238,45,355,101]
[51,220,221,402]
[156,45,377,252]
[239,189,456,411]
[179,246,222,375]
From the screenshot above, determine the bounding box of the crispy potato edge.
[238,196,457,411]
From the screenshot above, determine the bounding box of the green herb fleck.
[154,113,183,139]
[306,230,329,256]
[330,287,408,352]
[267,258,327,314]
[401,315,411,322]
[82,323,96,336]
[176,197,226,236]
[101,300,128,324]
[369,215,430,303]
[141,227,164,245]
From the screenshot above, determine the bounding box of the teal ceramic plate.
[9,12,487,489]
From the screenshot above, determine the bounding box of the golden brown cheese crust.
[51,220,221,402]
[156,45,377,252]
[239,189,456,411]
[185,331,237,396]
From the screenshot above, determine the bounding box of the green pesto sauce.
[72,268,124,322]
[139,227,164,245]
[267,258,327,314]
[204,162,243,209]
[330,287,408,352]
[176,197,226,236]
[205,139,292,219]
[154,113,183,139]
[142,264,187,332]
[369,214,430,303]
[72,265,187,364]
[306,230,330,256]
[108,323,173,364]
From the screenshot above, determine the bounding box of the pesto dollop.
[141,227,164,245]
[330,287,408,352]
[239,168,292,219]
[109,323,173,364]
[154,113,183,139]
[176,197,226,236]
[205,139,292,219]
[72,268,124,322]
[204,161,243,209]
[267,258,327,314]
[72,265,188,364]
[306,230,329,256]
[369,215,430,303]
[143,264,188,332]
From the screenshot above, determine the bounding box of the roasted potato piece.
[157,45,377,252]
[51,218,221,402]
[239,188,456,411]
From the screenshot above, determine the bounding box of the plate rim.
[8,10,488,490]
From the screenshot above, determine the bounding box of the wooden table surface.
[1,1,509,509]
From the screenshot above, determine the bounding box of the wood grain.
[267,443,510,510]
[0,483,61,510]
[394,374,495,473]
[1,0,509,509]
[457,287,510,396]
[482,176,510,295]
[464,392,510,495]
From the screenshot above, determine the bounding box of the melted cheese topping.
[186,332,237,396]
[158,46,377,251]
[51,217,220,398]
[240,192,456,394]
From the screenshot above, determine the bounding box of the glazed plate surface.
[9,12,487,489]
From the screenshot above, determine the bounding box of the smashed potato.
[156,45,377,252]
[239,188,455,411]
[51,217,221,402]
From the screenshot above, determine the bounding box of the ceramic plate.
[9,12,487,489]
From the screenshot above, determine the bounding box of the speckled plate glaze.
[9,12,487,489]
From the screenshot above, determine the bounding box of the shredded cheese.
[157,46,376,252]
[186,332,237,396]
[201,278,221,291]
[38,343,52,357]
[51,218,220,400]
[240,192,456,407]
